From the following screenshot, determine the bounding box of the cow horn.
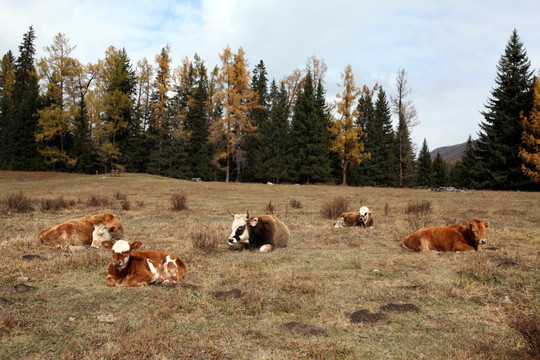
[227,210,234,218]
[246,210,249,219]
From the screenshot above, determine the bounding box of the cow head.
[228,211,250,247]
[102,240,142,271]
[91,223,114,248]
[465,219,490,247]
[359,206,371,224]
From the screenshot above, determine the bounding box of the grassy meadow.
[0,171,539,359]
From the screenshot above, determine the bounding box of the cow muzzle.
[228,238,238,245]
[113,260,123,267]
[479,239,487,244]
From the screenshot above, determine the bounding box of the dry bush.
[114,192,128,201]
[384,202,390,216]
[4,191,34,213]
[121,197,131,211]
[136,200,145,208]
[170,192,188,211]
[190,228,220,253]
[86,195,111,207]
[265,200,274,214]
[290,199,303,209]
[321,196,349,219]
[40,196,75,211]
[509,312,540,359]
[405,200,431,215]
[405,200,432,231]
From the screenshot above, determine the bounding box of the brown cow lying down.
[37,213,123,251]
[102,240,186,287]
[334,206,373,228]
[228,212,290,252]
[401,219,490,252]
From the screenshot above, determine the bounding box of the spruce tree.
[265,80,290,183]
[350,85,375,186]
[373,88,399,187]
[185,62,214,180]
[474,29,535,190]
[432,152,450,187]
[289,71,331,183]
[416,138,432,187]
[11,26,41,170]
[450,136,481,189]
[0,51,15,168]
[243,60,269,182]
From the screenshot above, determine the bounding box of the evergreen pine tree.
[289,72,331,184]
[450,136,480,189]
[373,88,399,187]
[474,29,535,190]
[243,60,269,182]
[264,80,290,183]
[0,51,16,168]
[350,86,375,186]
[185,61,214,180]
[11,26,41,170]
[432,152,450,187]
[416,138,433,187]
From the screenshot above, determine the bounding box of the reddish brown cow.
[37,213,123,250]
[334,207,374,228]
[401,219,490,252]
[102,240,186,287]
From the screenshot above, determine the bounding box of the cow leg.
[259,244,273,253]
[452,243,477,252]
[125,273,153,287]
[419,239,437,253]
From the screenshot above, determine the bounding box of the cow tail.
[400,237,415,252]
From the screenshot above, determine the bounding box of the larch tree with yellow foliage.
[520,74,540,183]
[329,64,370,185]
[36,33,79,169]
[211,46,258,182]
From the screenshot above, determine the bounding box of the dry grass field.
[0,171,539,359]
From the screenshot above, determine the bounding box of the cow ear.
[102,241,113,250]
[249,217,259,227]
[484,221,490,228]
[131,241,143,250]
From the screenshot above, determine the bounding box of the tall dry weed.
[321,196,349,219]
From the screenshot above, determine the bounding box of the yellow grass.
[0,171,539,359]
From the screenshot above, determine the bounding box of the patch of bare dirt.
[380,303,420,313]
[0,284,36,294]
[22,254,44,261]
[180,283,200,291]
[497,257,519,268]
[212,288,242,300]
[350,310,387,323]
[284,321,328,336]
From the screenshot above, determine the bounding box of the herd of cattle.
[35,207,490,287]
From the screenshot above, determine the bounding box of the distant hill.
[430,142,467,163]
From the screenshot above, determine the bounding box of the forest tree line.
[0,27,538,190]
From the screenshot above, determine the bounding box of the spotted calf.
[101,240,186,287]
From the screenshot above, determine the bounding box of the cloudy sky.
[1,0,539,151]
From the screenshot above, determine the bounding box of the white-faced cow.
[334,206,373,228]
[228,211,290,252]
[101,240,186,287]
[37,213,123,251]
[401,219,490,252]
